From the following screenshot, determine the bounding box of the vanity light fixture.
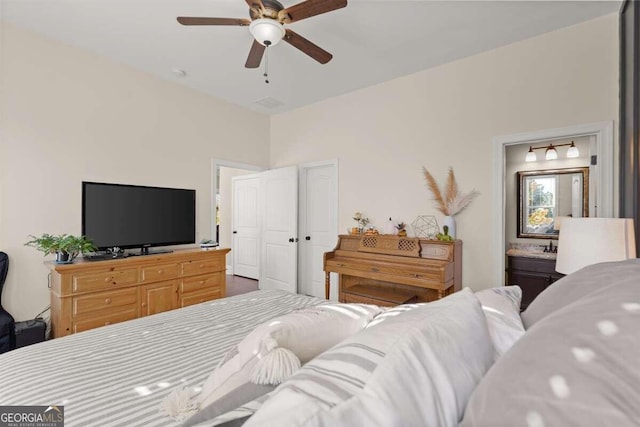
[545,145,558,160]
[524,141,579,162]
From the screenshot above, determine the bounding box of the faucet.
[543,240,555,253]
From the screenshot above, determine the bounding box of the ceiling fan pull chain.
[263,46,270,84]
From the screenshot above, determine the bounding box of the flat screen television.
[82,181,196,253]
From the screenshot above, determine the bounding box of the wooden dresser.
[323,235,462,306]
[47,248,230,338]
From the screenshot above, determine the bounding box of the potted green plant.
[25,233,96,263]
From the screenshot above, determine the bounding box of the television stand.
[46,248,230,337]
[139,247,173,256]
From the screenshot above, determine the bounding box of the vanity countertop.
[506,248,557,260]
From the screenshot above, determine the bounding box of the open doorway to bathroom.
[492,122,614,286]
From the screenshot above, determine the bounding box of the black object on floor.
[15,319,46,349]
[0,251,16,354]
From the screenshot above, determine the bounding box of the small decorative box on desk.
[323,235,462,306]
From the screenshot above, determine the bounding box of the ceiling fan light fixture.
[249,18,285,46]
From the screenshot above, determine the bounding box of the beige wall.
[0,23,270,320]
[270,14,619,291]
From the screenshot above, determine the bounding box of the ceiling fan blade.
[245,40,266,68]
[177,17,250,26]
[283,29,332,64]
[278,0,347,23]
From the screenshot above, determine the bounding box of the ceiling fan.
[177,0,347,69]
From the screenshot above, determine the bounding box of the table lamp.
[555,218,636,275]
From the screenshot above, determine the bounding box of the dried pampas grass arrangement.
[422,166,479,216]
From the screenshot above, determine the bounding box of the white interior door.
[259,166,298,293]
[299,162,338,298]
[232,174,260,279]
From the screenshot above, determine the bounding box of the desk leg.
[325,272,330,300]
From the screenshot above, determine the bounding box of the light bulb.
[566,142,579,158]
[545,145,558,160]
[525,147,537,162]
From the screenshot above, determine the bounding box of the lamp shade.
[249,18,285,46]
[525,147,537,162]
[545,145,558,160]
[556,218,636,275]
[566,142,579,158]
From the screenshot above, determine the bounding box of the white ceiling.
[2,1,620,115]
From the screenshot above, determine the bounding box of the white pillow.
[196,303,384,409]
[244,289,496,427]
[474,286,525,357]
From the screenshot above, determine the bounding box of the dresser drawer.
[141,263,179,283]
[73,307,138,333]
[181,273,223,294]
[73,288,138,316]
[72,268,139,293]
[508,256,558,274]
[181,258,224,276]
[180,288,223,308]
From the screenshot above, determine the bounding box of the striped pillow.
[196,303,384,409]
[244,288,495,427]
[184,394,270,427]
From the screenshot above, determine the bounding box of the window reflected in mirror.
[518,167,589,239]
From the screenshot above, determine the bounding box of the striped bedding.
[0,290,322,427]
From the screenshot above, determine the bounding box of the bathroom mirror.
[517,167,589,239]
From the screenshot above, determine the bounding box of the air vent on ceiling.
[254,97,285,109]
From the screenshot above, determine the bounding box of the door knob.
[233,231,238,234]
[305,236,311,241]
[288,238,295,243]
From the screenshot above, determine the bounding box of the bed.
[0,290,323,426]
[1,260,639,427]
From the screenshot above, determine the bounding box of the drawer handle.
[104,277,111,283]
[337,263,345,267]
[371,267,379,272]
[199,263,205,268]
[105,298,112,304]
[141,302,147,307]
[157,269,164,274]
[199,281,205,285]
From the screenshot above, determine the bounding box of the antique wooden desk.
[323,235,462,306]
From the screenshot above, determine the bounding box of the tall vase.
[443,216,456,239]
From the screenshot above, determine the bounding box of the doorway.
[213,159,338,298]
[298,160,338,298]
[492,121,614,285]
[212,160,263,276]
